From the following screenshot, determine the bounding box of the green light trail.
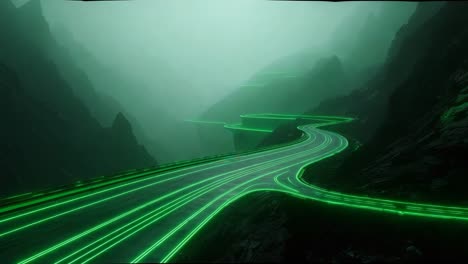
[183,120,226,125]
[16,129,326,264]
[287,176,295,186]
[274,173,299,193]
[151,135,339,263]
[111,135,332,263]
[4,192,33,200]
[55,138,325,264]
[224,123,274,133]
[0,130,316,231]
[130,171,289,263]
[2,114,467,264]
[1,135,312,213]
[63,169,285,264]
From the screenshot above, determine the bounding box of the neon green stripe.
[5,114,468,264]
[18,131,326,263]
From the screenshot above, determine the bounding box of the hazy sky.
[38,0,371,116]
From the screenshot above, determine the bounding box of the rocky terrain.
[307,2,468,205]
[0,0,156,196]
[174,192,468,263]
[173,2,468,262]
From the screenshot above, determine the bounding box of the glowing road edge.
[1,114,467,264]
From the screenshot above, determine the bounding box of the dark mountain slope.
[49,23,204,163]
[339,2,416,70]
[173,4,468,262]
[203,2,415,125]
[311,2,446,142]
[307,2,468,204]
[49,25,172,160]
[0,0,156,196]
[203,53,348,122]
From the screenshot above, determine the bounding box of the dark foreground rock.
[173,192,468,263]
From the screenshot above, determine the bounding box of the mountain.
[202,2,415,124]
[307,2,468,204]
[203,52,348,122]
[330,2,416,72]
[196,52,350,156]
[0,0,156,196]
[48,23,205,163]
[169,3,468,262]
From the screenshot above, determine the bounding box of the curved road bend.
[0,125,340,263]
[1,122,468,263]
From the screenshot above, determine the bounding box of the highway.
[1,115,468,263]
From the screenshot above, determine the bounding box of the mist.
[32,0,415,163]
[5,1,468,261]
[41,0,387,116]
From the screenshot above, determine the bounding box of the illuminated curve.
[0,114,467,264]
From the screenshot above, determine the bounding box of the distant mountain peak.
[112,112,132,133]
[312,55,345,77]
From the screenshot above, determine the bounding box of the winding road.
[1,115,468,263]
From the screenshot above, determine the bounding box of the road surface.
[1,116,468,263]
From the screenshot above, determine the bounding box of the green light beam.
[130,171,289,263]
[17,131,328,264]
[1,130,317,232]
